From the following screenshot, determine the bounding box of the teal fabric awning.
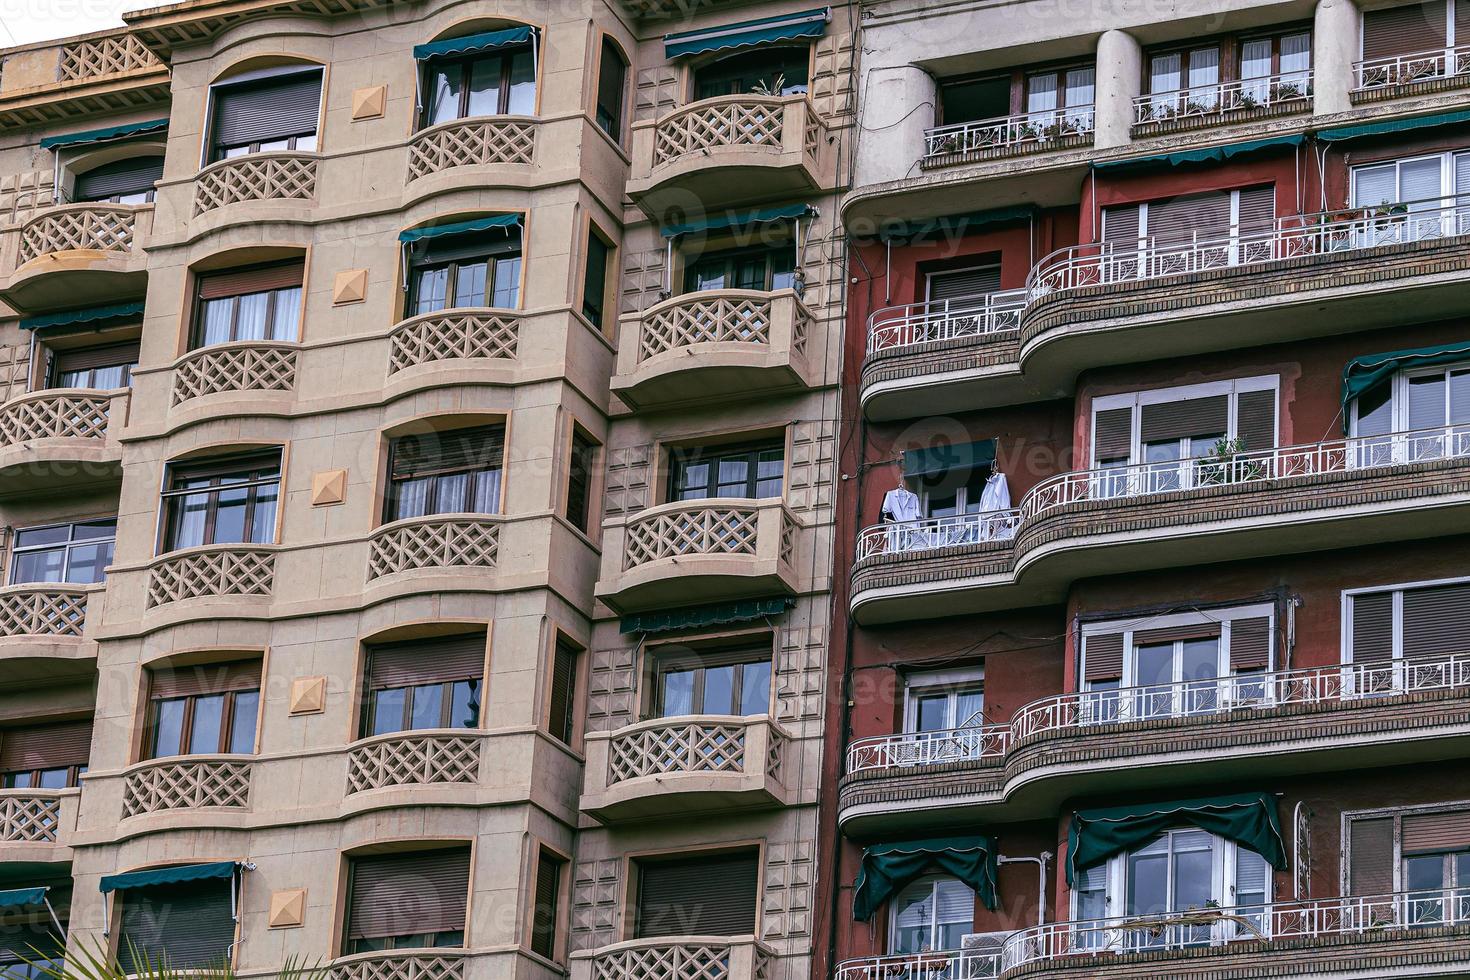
[879,206,1035,243]
[0,887,48,909]
[1319,108,1470,142]
[1342,340,1470,408]
[660,204,815,239]
[40,118,168,151]
[100,861,237,894]
[1067,793,1287,885]
[853,836,999,921]
[664,8,829,59]
[903,439,996,479]
[414,26,534,61]
[20,302,145,333]
[1094,134,1303,173]
[399,214,521,244]
[620,597,793,635]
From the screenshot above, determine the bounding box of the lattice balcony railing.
[58,35,160,81]
[122,758,251,817]
[0,391,111,447]
[0,587,87,638]
[193,154,318,215]
[407,118,536,179]
[609,721,748,784]
[18,206,137,264]
[593,943,732,980]
[639,294,774,361]
[623,504,759,570]
[332,954,466,980]
[388,310,519,374]
[654,96,788,166]
[346,733,481,793]
[367,517,500,580]
[0,794,62,843]
[171,343,299,406]
[145,548,275,607]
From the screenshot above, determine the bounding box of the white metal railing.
[835,948,1001,980]
[1355,43,1470,90]
[856,423,1470,563]
[924,107,1094,160]
[1133,72,1312,127]
[845,650,1470,775]
[866,290,1027,355]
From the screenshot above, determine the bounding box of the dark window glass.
[531,850,564,959]
[161,452,281,552]
[595,38,627,138]
[385,426,505,522]
[423,47,535,127]
[683,246,796,294]
[566,430,597,533]
[656,646,773,717]
[693,46,809,99]
[407,230,522,314]
[939,75,1010,124]
[148,688,259,759]
[668,441,784,501]
[50,341,139,391]
[10,519,117,585]
[581,232,612,327]
[73,155,164,204]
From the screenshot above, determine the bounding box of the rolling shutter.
[52,341,140,376]
[1347,817,1395,896]
[1235,389,1278,453]
[1237,186,1276,234]
[211,71,322,150]
[390,426,505,479]
[1403,810,1470,852]
[0,720,92,770]
[1083,633,1125,682]
[1134,623,1221,645]
[548,640,577,744]
[635,851,759,938]
[1102,205,1140,243]
[1401,582,1470,658]
[118,879,235,972]
[197,261,304,301]
[347,848,472,941]
[0,919,61,959]
[150,660,262,699]
[1146,193,1232,244]
[1229,617,1273,670]
[530,851,563,959]
[1350,593,1394,664]
[927,266,1002,302]
[1140,395,1229,443]
[1458,0,1470,44]
[366,634,486,688]
[1361,2,1447,60]
[1093,408,1134,462]
[73,156,164,202]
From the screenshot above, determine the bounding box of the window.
[936,65,1095,126]
[1239,32,1312,98]
[925,264,1002,308]
[1024,66,1096,127]
[0,894,65,979]
[72,156,164,204]
[683,245,797,294]
[565,428,598,534]
[146,660,261,759]
[1148,46,1221,105]
[1349,357,1470,463]
[422,44,535,127]
[889,876,974,953]
[361,634,484,738]
[1352,151,1470,243]
[634,850,759,938]
[938,74,1010,125]
[656,644,772,717]
[1346,578,1470,676]
[1102,186,1276,249]
[208,67,322,162]
[385,425,505,521]
[193,262,303,348]
[161,451,281,552]
[581,229,613,328]
[118,877,235,972]
[345,847,471,953]
[9,519,116,585]
[408,227,522,314]
[904,669,984,733]
[668,440,784,501]
[693,47,809,99]
[1347,807,1470,922]
[595,38,627,139]
[1361,2,1463,75]
[530,849,565,960]
[0,720,91,789]
[916,461,990,520]
[548,638,578,744]
[48,341,139,390]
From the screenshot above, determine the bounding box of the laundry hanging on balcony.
[663,7,830,59]
[1066,793,1287,885]
[1093,133,1303,174]
[853,835,999,920]
[19,302,145,333]
[412,26,535,60]
[1341,339,1470,417]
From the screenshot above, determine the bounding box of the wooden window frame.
[145,687,259,759]
[666,439,786,502]
[653,643,774,718]
[1343,801,1470,893]
[682,243,797,295]
[383,425,506,523]
[0,763,86,789]
[191,261,304,349]
[580,224,615,329]
[407,238,523,315]
[594,36,629,142]
[160,452,282,553]
[207,68,323,163]
[419,46,536,129]
[529,846,567,961]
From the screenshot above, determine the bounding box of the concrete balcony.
[330,950,476,980]
[1131,74,1312,136]
[0,31,167,130]
[581,714,793,824]
[0,584,97,683]
[613,288,818,410]
[851,426,1470,624]
[366,515,501,582]
[406,115,537,181]
[922,107,1094,170]
[169,342,299,409]
[192,151,318,216]
[1354,45,1470,103]
[839,653,1470,834]
[143,545,276,609]
[121,755,253,819]
[628,94,832,214]
[0,388,128,496]
[597,498,803,614]
[0,203,151,310]
[0,788,79,865]
[345,730,484,796]
[573,936,773,980]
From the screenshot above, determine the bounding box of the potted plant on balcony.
[1276,81,1304,100]
[1197,437,1267,486]
[1237,90,1260,110]
[750,74,786,97]
[932,134,960,155]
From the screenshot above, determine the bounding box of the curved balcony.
[169,342,299,408]
[840,653,1470,834]
[0,584,95,683]
[330,949,471,980]
[628,94,831,213]
[3,203,150,310]
[0,788,78,864]
[122,755,253,818]
[0,388,127,494]
[387,308,521,378]
[573,936,772,980]
[852,425,1470,624]
[192,152,318,215]
[613,288,817,409]
[1131,73,1312,135]
[345,730,483,795]
[923,107,1094,169]
[366,515,500,582]
[596,498,802,614]
[144,545,276,608]
[406,116,537,181]
[581,714,792,823]
[1354,44,1470,101]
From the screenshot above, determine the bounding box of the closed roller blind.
[73,156,164,202]
[927,266,1002,301]
[197,261,304,300]
[1235,388,1278,453]
[1229,617,1273,670]
[211,70,322,149]
[1147,193,1232,244]
[1140,395,1229,443]
[1350,593,1394,664]
[391,426,505,479]
[53,341,140,375]
[1093,407,1133,462]
[1083,633,1125,682]
[118,880,235,973]
[150,659,262,699]
[1134,623,1221,645]
[347,847,472,941]
[1102,205,1140,243]
[1348,817,1395,896]
[366,634,486,689]
[548,640,577,744]
[636,851,759,938]
[530,851,562,959]
[1237,186,1277,234]
[0,919,61,959]
[0,719,92,770]
[1403,810,1470,852]
[1402,582,1470,658]
[1361,1,1447,60]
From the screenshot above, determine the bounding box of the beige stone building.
[0,1,850,978]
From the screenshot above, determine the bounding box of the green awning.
[1318,108,1470,142]
[100,861,237,894]
[399,214,521,244]
[1343,340,1470,410]
[414,26,534,60]
[0,887,48,909]
[879,206,1036,243]
[40,118,168,151]
[20,302,145,332]
[853,836,999,921]
[903,439,996,480]
[1066,793,1286,886]
[665,8,829,59]
[620,597,793,635]
[660,204,816,239]
[1094,134,1303,173]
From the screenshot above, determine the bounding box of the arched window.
[417,26,537,128]
[207,65,323,162]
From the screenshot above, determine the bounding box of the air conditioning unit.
[960,931,1009,953]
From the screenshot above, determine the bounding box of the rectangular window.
[1352,151,1470,244]
[385,425,505,522]
[48,341,139,390]
[1023,65,1095,127]
[693,47,809,99]
[656,644,772,718]
[361,634,485,738]
[0,719,91,789]
[903,669,984,733]
[118,878,236,972]
[9,519,116,586]
[595,38,627,139]
[1348,357,1470,464]
[345,847,471,953]
[0,899,66,974]
[72,155,164,205]
[1346,577,1470,675]
[1238,31,1312,99]
[408,228,522,314]
[668,440,784,501]
[1102,186,1276,250]
[683,245,797,295]
[161,451,281,552]
[1347,806,1470,918]
[890,876,974,953]
[423,46,535,128]
[634,850,759,938]
[1361,1,1453,63]
[548,638,578,744]
[925,265,1002,305]
[208,68,322,162]
[530,848,565,960]
[581,230,612,328]
[565,429,598,534]
[194,262,304,348]
[146,660,261,759]
[937,74,1010,125]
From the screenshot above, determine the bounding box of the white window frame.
[888,874,975,954]
[1090,375,1280,468]
[923,264,1001,304]
[200,64,326,168]
[1068,830,1273,925]
[1341,572,1470,667]
[1358,5,1456,61]
[1105,188,1266,250]
[1079,603,1276,688]
[1342,800,1470,894]
[902,667,985,733]
[1348,359,1470,436]
[8,518,118,586]
[1350,150,1470,225]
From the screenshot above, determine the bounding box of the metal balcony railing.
[1355,43,1470,89]
[866,291,1027,355]
[1132,72,1312,127]
[923,107,1095,161]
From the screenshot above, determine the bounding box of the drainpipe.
[998,852,1053,927]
